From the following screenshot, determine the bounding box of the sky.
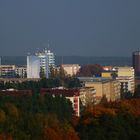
[0,0,140,56]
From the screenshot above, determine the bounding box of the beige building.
[61,64,80,76]
[80,87,96,106]
[0,65,16,78]
[85,78,120,103]
[116,76,135,93]
[101,71,113,78]
[116,67,135,93]
[0,65,27,78]
[110,80,121,101]
[117,67,134,77]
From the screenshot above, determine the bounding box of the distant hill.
[0,56,132,66]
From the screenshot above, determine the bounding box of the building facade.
[26,48,55,79]
[15,66,27,78]
[116,77,135,94]
[116,67,135,94]
[133,51,140,79]
[84,78,120,103]
[117,67,135,77]
[101,71,114,78]
[46,49,55,67]
[61,64,81,76]
[36,52,49,78]
[27,56,40,78]
[0,65,16,78]
[35,48,55,78]
[80,87,96,106]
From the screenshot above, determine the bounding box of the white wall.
[27,56,40,78]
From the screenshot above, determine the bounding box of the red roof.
[0,90,32,97]
[40,88,80,97]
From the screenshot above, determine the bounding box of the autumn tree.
[77,64,103,77]
[76,99,140,140]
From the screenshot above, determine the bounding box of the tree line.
[0,77,81,95]
[0,95,140,140]
[0,95,79,140]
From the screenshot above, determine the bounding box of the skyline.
[0,0,140,56]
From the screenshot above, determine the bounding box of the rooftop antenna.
[61,55,63,64]
[47,40,50,50]
[43,40,50,52]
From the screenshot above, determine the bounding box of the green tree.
[59,65,66,80]
[40,67,46,78]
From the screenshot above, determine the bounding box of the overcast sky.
[0,0,140,56]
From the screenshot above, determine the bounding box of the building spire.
[47,40,50,50]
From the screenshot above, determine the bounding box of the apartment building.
[15,66,27,78]
[117,67,134,77]
[0,65,16,78]
[84,78,120,103]
[116,76,135,94]
[116,67,135,93]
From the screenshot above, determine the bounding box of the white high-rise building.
[36,48,55,77]
[27,56,40,78]
[35,49,49,78]
[46,49,55,67]
[27,48,55,79]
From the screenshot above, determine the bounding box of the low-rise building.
[61,64,81,76]
[101,71,113,78]
[0,65,16,78]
